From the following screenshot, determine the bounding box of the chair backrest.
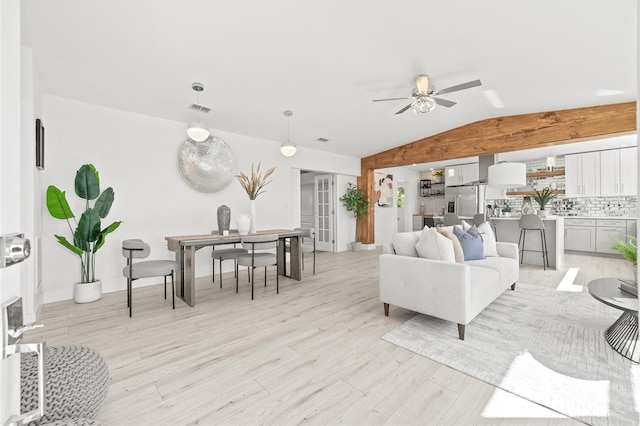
[294,227,315,241]
[122,239,151,259]
[241,234,278,251]
[472,213,490,227]
[443,213,461,226]
[519,214,545,230]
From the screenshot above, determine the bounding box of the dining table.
[165,229,303,306]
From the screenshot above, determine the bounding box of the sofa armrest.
[496,242,518,261]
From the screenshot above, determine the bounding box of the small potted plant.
[46,164,121,303]
[501,205,512,217]
[339,183,371,251]
[609,236,637,290]
[533,187,555,218]
[431,169,445,183]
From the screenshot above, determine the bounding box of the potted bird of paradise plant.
[46,164,121,303]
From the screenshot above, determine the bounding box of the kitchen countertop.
[414,213,636,220]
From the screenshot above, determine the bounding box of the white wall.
[41,95,361,302]
[335,174,357,251]
[374,166,421,246]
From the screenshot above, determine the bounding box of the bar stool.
[518,214,549,270]
[443,213,461,226]
[473,213,497,239]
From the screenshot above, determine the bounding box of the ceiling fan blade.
[434,79,482,96]
[372,97,411,102]
[434,97,456,108]
[395,104,412,115]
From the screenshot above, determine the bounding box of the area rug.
[382,283,639,426]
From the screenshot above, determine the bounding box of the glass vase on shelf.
[521,196,535,215]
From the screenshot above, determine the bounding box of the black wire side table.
[588,278,638,363]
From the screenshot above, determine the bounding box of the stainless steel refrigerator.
[444,185,487,217]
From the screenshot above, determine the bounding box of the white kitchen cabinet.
[564,218,596,251]
[565,152,601,197]
[445,163,478,187]
[600,147,637,196]
[627,220,636,242]
[595,219,627,254]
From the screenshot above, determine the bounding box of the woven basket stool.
[21,346,110,426]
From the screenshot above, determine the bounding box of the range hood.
[478,154,496,183]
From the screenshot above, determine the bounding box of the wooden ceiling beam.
[361,102,636,170]
[358,102,637,244]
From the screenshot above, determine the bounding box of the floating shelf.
[526,169,565,178]
[506,190,565,196]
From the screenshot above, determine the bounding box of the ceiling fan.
[373,74,482,115]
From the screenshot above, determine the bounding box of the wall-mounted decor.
[35,119,44,170]
[375,172,393,207]
[178,136,237,193]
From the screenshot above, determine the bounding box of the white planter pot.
[74,280,102,304]
[537,209,547,218]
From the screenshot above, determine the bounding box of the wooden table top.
[165,229,301,251]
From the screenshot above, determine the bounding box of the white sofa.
[380,230,519,340]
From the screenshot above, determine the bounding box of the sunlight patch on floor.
[556,267,583,292]
[481,387,565,419]
[497,351,610,417]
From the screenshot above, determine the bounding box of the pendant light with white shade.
[187,82,210,142]
[280,110,297,157]
[488,162,526,188]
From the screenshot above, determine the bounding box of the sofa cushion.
[392,230,423,257]
[415,228,455,262]
[436,228,464,263]
[477,221,498,257]
[453,225,485,261]
[466,256,519,285]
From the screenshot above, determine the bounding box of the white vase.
[249,199,257,234]
[538,209,547,218]
[74,280,102,304]
[237,214,251,235]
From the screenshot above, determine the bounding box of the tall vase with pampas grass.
[236,162,276,234]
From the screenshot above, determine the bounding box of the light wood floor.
[28,249,634,425]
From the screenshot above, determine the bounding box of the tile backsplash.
[488,156,637,217]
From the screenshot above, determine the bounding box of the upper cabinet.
[445,163,478,187]
[567,148,636,197]
[600,147,637,196]
[565,152,601,197]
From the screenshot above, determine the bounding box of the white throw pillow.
[461,220,472,231]
[392,231,423,257]
[478,221,498,257]
[415,228,455,263]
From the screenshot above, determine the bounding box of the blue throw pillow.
[453,225,485,261]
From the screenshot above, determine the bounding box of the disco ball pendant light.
[187,82,210,142]
[280,110,297,157]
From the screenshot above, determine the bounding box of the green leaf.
[46,186,75,220]
[75,164,100,200]
[94,221,122,252]
[76,209,102,247]
[54,235,83,256]
[94,187,115,218]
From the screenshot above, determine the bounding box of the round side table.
[587,278,638,363]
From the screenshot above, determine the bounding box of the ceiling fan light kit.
[187,82,210,142]
[280,110,297,157]
[373,74,482,115]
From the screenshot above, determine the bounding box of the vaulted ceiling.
[21,0,637,159]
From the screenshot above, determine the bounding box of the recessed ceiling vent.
[190,104,211,113]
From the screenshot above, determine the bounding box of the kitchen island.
[492,216,564,269]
